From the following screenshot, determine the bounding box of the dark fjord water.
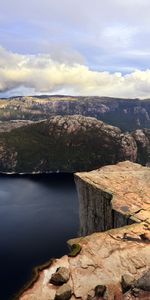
[0,174,79,300]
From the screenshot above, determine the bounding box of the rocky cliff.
[75,161,150,235]
[19,162,150,300]
[132,129,150,166]
[0,96,150,131]
[0,115,137,173]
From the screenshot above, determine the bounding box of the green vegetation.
[0,96,149,131]
[0,116,125,173]
[68,244,82,257]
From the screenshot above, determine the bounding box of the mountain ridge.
[0,115,149,174]
[0,95,150,131]
[0,115,137,173]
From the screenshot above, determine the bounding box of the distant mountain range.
[0,96,150,131]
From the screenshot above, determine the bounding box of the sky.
[0,0,150,98]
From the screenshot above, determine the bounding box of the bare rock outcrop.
[75,161,150,235]
[19,222,150,300]
[19,162,150,300]
[132,129,150,166]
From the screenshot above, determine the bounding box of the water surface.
[0,174,79,300]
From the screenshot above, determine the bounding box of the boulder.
[121,274,135,292]
[135,270,150,291]
[55,284,72,300]
[50,267,70,286]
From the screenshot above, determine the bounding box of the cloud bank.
[1,47,150,98]
[1,0,150,74]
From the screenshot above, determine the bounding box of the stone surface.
[121,274,135,291]
[19,162,150,300]
[50,267,70,285]
[20,223,150,300]
[123,289,150,299]
[132,129,150,166]
[55,284,72,300]
[75,161,150,235]
[20,256,70,300]
[94,285,106,297]
[135,270,150,291]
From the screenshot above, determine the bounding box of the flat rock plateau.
[19,161,150,300]
[75,161,150,235]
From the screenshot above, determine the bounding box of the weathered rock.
[50,267,70,285]
[94,285,106,297]
[19,162,150,300]
[123,289,150,299]
[121,274,135,292]
[55,283,72,300]
[132,129,150,166]
[135,270,150,291]
[132,287,140,297]
[75,161,150,235]
[20,223,150,300]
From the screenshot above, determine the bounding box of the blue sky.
[1,0,150,98]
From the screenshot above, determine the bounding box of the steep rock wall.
[75,178,134,236]
[75,161,150,236]
[132,129,150,166]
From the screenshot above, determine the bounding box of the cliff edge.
[75,161,150,235]
[19,162,150,300]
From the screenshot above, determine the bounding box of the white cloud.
[1,0,150,76]
[1,47,150,98]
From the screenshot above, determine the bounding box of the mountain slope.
[0,96,150,131]
[0,115,137,173]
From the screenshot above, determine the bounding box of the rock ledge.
[20,162,150,300]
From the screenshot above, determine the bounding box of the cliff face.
[132,129,150,166]
[0,96,150,131]
[19,162,150,300]
[0,115,137,173]
[75,161,150,236]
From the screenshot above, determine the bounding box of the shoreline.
[0,171,75,176]
[13,259,53,300]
